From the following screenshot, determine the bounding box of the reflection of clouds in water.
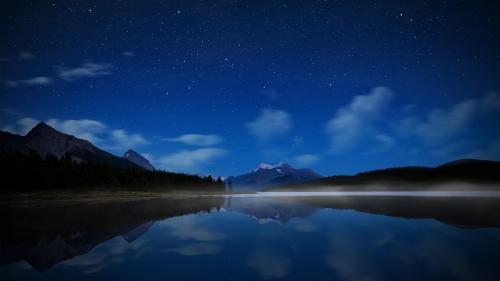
[81,264,107,275]
[292,221,317,232]
[246,250,290,279]
[165,243,221,256]
[412,235,474,281]
[161,216,225,241]
[325,237,380,281]
[62,251,106,267]
[324,218,476,281]
[61,236,148,274]
[14,261,36,270]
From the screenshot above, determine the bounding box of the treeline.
[316,161,500,186]
[300,160,500,185]
[0,151,225,193]
[267,160,500,191]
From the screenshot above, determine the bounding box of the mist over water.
[254,191,500,197]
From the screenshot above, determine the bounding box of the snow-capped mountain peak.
[254,162,290,171]
[254,163,274,171]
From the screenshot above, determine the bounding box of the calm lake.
[2,193,500,280]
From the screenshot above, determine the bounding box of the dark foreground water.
[2,194,500,281]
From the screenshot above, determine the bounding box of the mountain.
[123,149,154,171]
[267,159,500,191]
[226,162,322,190]
[0,122,142,170]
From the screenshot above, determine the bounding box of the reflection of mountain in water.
[0,197,224,272]
[122,221,155,242]
[225,195,500,228]
[225,197,317,224]
[3,195,500,272]
[270,196,500,229]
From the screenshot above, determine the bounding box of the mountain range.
[226,162,322,190]
[267,158,500,191]
[0,122,154,170]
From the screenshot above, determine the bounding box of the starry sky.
[1,0,499,177]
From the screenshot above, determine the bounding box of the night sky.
[1,1,499,177]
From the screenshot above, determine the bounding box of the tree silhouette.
[0,151,225,193]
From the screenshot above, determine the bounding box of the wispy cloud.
[19,51,35,60]
[163,134,223,146]
[246,109,292,142]
[46,118,107,143]
[325,87,394,153]
[397,92,500,146]
[108,129,149,150]
[294,154,320,166]
[0,108,19,115]
[56,62,113,81]
[158,148,227,173]
[4,76,52,87]
[122,51,134,57]
[0,57,11,62]
[462,139,500,160]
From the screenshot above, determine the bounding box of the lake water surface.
[2,193,500,280]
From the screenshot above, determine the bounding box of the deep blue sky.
[1,0,499,177]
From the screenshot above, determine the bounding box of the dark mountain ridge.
[0,122,140,169]
[267,159,500,191]
[0,123,224,193]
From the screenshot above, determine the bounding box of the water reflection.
[1,194,500,280]
[0,197,224,271]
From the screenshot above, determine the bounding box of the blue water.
[1,195,500,280]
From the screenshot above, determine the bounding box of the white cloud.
[46,118,107,143]
[108,129,149,150]
[246,109,292,141]
[56,62,113,81]
[397,92,500,145]
[4,76,52,87]
[163,134,223,146]
[159,148,227,172]
[294,154,320,166]
[326,87,394,153]
[2,117,40,135]
[122,51,134,57]
[19,51,35,60]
